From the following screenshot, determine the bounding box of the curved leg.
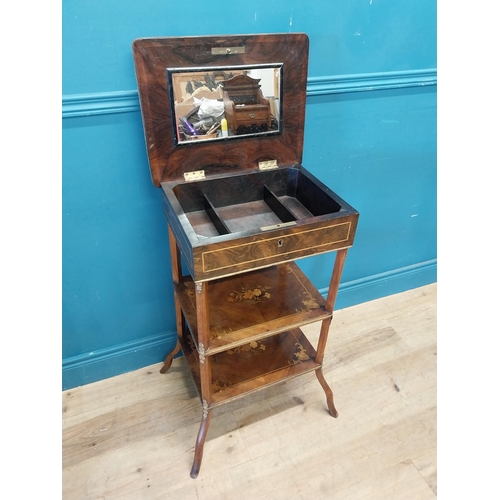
[159,340,181,374]
[315,368,339,418]
[190,402,212,479]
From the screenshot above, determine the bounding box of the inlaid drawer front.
[201,221,352,275]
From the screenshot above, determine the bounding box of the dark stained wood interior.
[160,165,357,282]
[168,166,344,239]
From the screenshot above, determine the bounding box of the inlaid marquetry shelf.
[175,262,331,354]
[179,327,320,407]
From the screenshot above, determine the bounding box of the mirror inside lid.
[132,33,309,187]
[168,63,282,144]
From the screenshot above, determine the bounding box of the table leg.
[314,249,348,416]
[190,400,212,479]
[159,340,181,374]
[161,226,184,374]
[190,280,213,478]
[315,368,339,418]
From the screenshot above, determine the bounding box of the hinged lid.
[132,34,309,187]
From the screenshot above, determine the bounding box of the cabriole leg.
[159,340,181,374]
[161,226,184,375]
[315,368,338,418]
[190,280,213,479]
[190,401,212,479]
[160,295,184,374]
[313,249,347,418]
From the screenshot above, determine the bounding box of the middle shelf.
[175,261,331,354]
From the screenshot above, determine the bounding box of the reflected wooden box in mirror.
[132,33,359,478]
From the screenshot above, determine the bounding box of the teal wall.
[62,0,437,390]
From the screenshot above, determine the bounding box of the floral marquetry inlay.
[179,262,327,342]
[292,342,311,364]
[225,340,267,356]
[210,336,313,394]
[300,291,320,311]
[227,284,272,303]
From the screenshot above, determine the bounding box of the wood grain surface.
[133,34,309,187]
[175,262,331,353]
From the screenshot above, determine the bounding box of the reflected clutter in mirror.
[167,64,283,145]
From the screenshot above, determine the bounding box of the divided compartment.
[172,167,342,238]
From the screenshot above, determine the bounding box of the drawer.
[197,220,354,279]
[235,108,268,122]
[234,106,270,128]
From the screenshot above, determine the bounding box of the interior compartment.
[172,167,342,238]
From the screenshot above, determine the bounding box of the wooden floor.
[62,284,437,500]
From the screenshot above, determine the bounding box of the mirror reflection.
[167,64,282,144]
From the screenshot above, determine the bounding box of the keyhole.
[278,239,284,247]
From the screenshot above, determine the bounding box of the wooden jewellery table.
[132,33,359,478]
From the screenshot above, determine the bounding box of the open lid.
[132,33,309,187]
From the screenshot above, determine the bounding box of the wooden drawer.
[201,221,352,274]
[234,106,269,127]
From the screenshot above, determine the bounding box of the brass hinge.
[258,160,278,171]
[184,170,206,182]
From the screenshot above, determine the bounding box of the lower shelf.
[179,328,321,407]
